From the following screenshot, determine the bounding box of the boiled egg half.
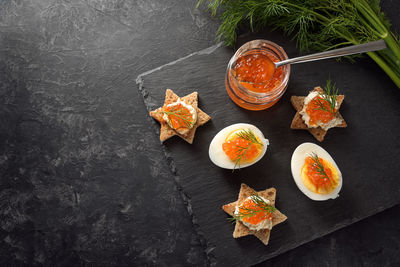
[209,123,269,169]
[291,143,342,200]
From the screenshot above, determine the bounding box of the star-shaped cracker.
[290,86,347,142]
[149,89,211,144]
[222,183,287,246]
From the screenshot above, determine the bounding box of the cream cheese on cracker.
[162,98,197,135]
[300,91,343,131]
[234,196,273,231]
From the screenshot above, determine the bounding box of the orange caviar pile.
[233,53,283,93]
[304,156,333,189]
[222,137,261,162]
[163,103,194,131]
[306,96,336,125]
[239,198,273,225]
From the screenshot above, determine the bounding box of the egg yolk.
[301,156,339,194]
[163,103,195,131]
[238,198,273,225]
[222,130,263,163]
[306,96,336,125]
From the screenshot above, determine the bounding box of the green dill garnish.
[235,129,262,145]
[309,152,330,181]
[229,194,276,223]
[232,129,263,170]
[312,79,339,115]
[198,0,400,88]
[159,105,194,129]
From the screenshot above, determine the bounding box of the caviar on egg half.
[291,143,342,200]
[209,123,269,169]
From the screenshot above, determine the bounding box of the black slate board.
[137,31,400,266]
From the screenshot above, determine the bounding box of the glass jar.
[225,40,290,110]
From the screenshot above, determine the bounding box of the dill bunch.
[198,0,400,88]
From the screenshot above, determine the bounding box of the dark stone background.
[0,0,398,266]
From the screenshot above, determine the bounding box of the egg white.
[291,142,342,201]
[209,123,269,169]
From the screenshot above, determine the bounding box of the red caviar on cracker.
[222,184,287,246]
[149,89,210,144]
[290,81,347,142]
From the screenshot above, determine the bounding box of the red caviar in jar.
[233,53,284,93]
[304,156,333,189]
[238,198,273,225]
[222,136,262,163]
[306,96,336,125]
[225,40,290,111]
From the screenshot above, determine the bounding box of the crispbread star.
[290,87,347,142]
[222,183,287,246]
[149,89,211,144]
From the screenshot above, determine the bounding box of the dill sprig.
[309,152,330,181]
[198,0,400,88]
[235,129,262,145]
[159,105,194,129]
[229,194,276,223]
[232,129,263,170]
[233,144,251,170]
[313,79,339,115]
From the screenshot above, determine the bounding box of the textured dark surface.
[138,29,400,265]
[0,0,399,266]
[0,0,218,265]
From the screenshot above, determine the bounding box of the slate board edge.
[136,66,218,265]
[135,44,399,266]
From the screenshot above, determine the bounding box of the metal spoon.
[261,40,387,81]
